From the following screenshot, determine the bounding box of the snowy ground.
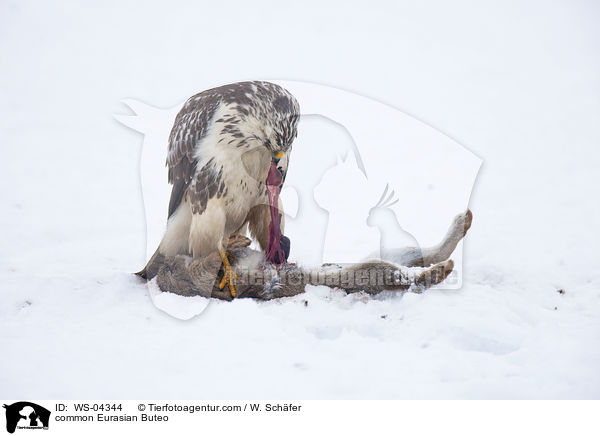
[1,0,599,399]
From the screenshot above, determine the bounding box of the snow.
[1,0,599,399]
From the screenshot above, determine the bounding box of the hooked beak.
[272,150,283,164]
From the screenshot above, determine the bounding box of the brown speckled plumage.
[138,81,300,279]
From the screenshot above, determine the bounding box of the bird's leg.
[217,241,240,297]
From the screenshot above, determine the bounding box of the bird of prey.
[138,81,300,297]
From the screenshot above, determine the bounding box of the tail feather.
[135,247,165,281]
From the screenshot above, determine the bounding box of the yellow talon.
[219,265,240,297]
[218,246,239,298]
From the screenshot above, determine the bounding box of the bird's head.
[260,124,290,165]
[239,92,300,165]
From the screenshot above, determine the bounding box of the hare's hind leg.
[422,210,472,266]
[391,210,472,267]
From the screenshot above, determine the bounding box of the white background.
[1,0,599,399]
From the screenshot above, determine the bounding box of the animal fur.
[147,210,472,300]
